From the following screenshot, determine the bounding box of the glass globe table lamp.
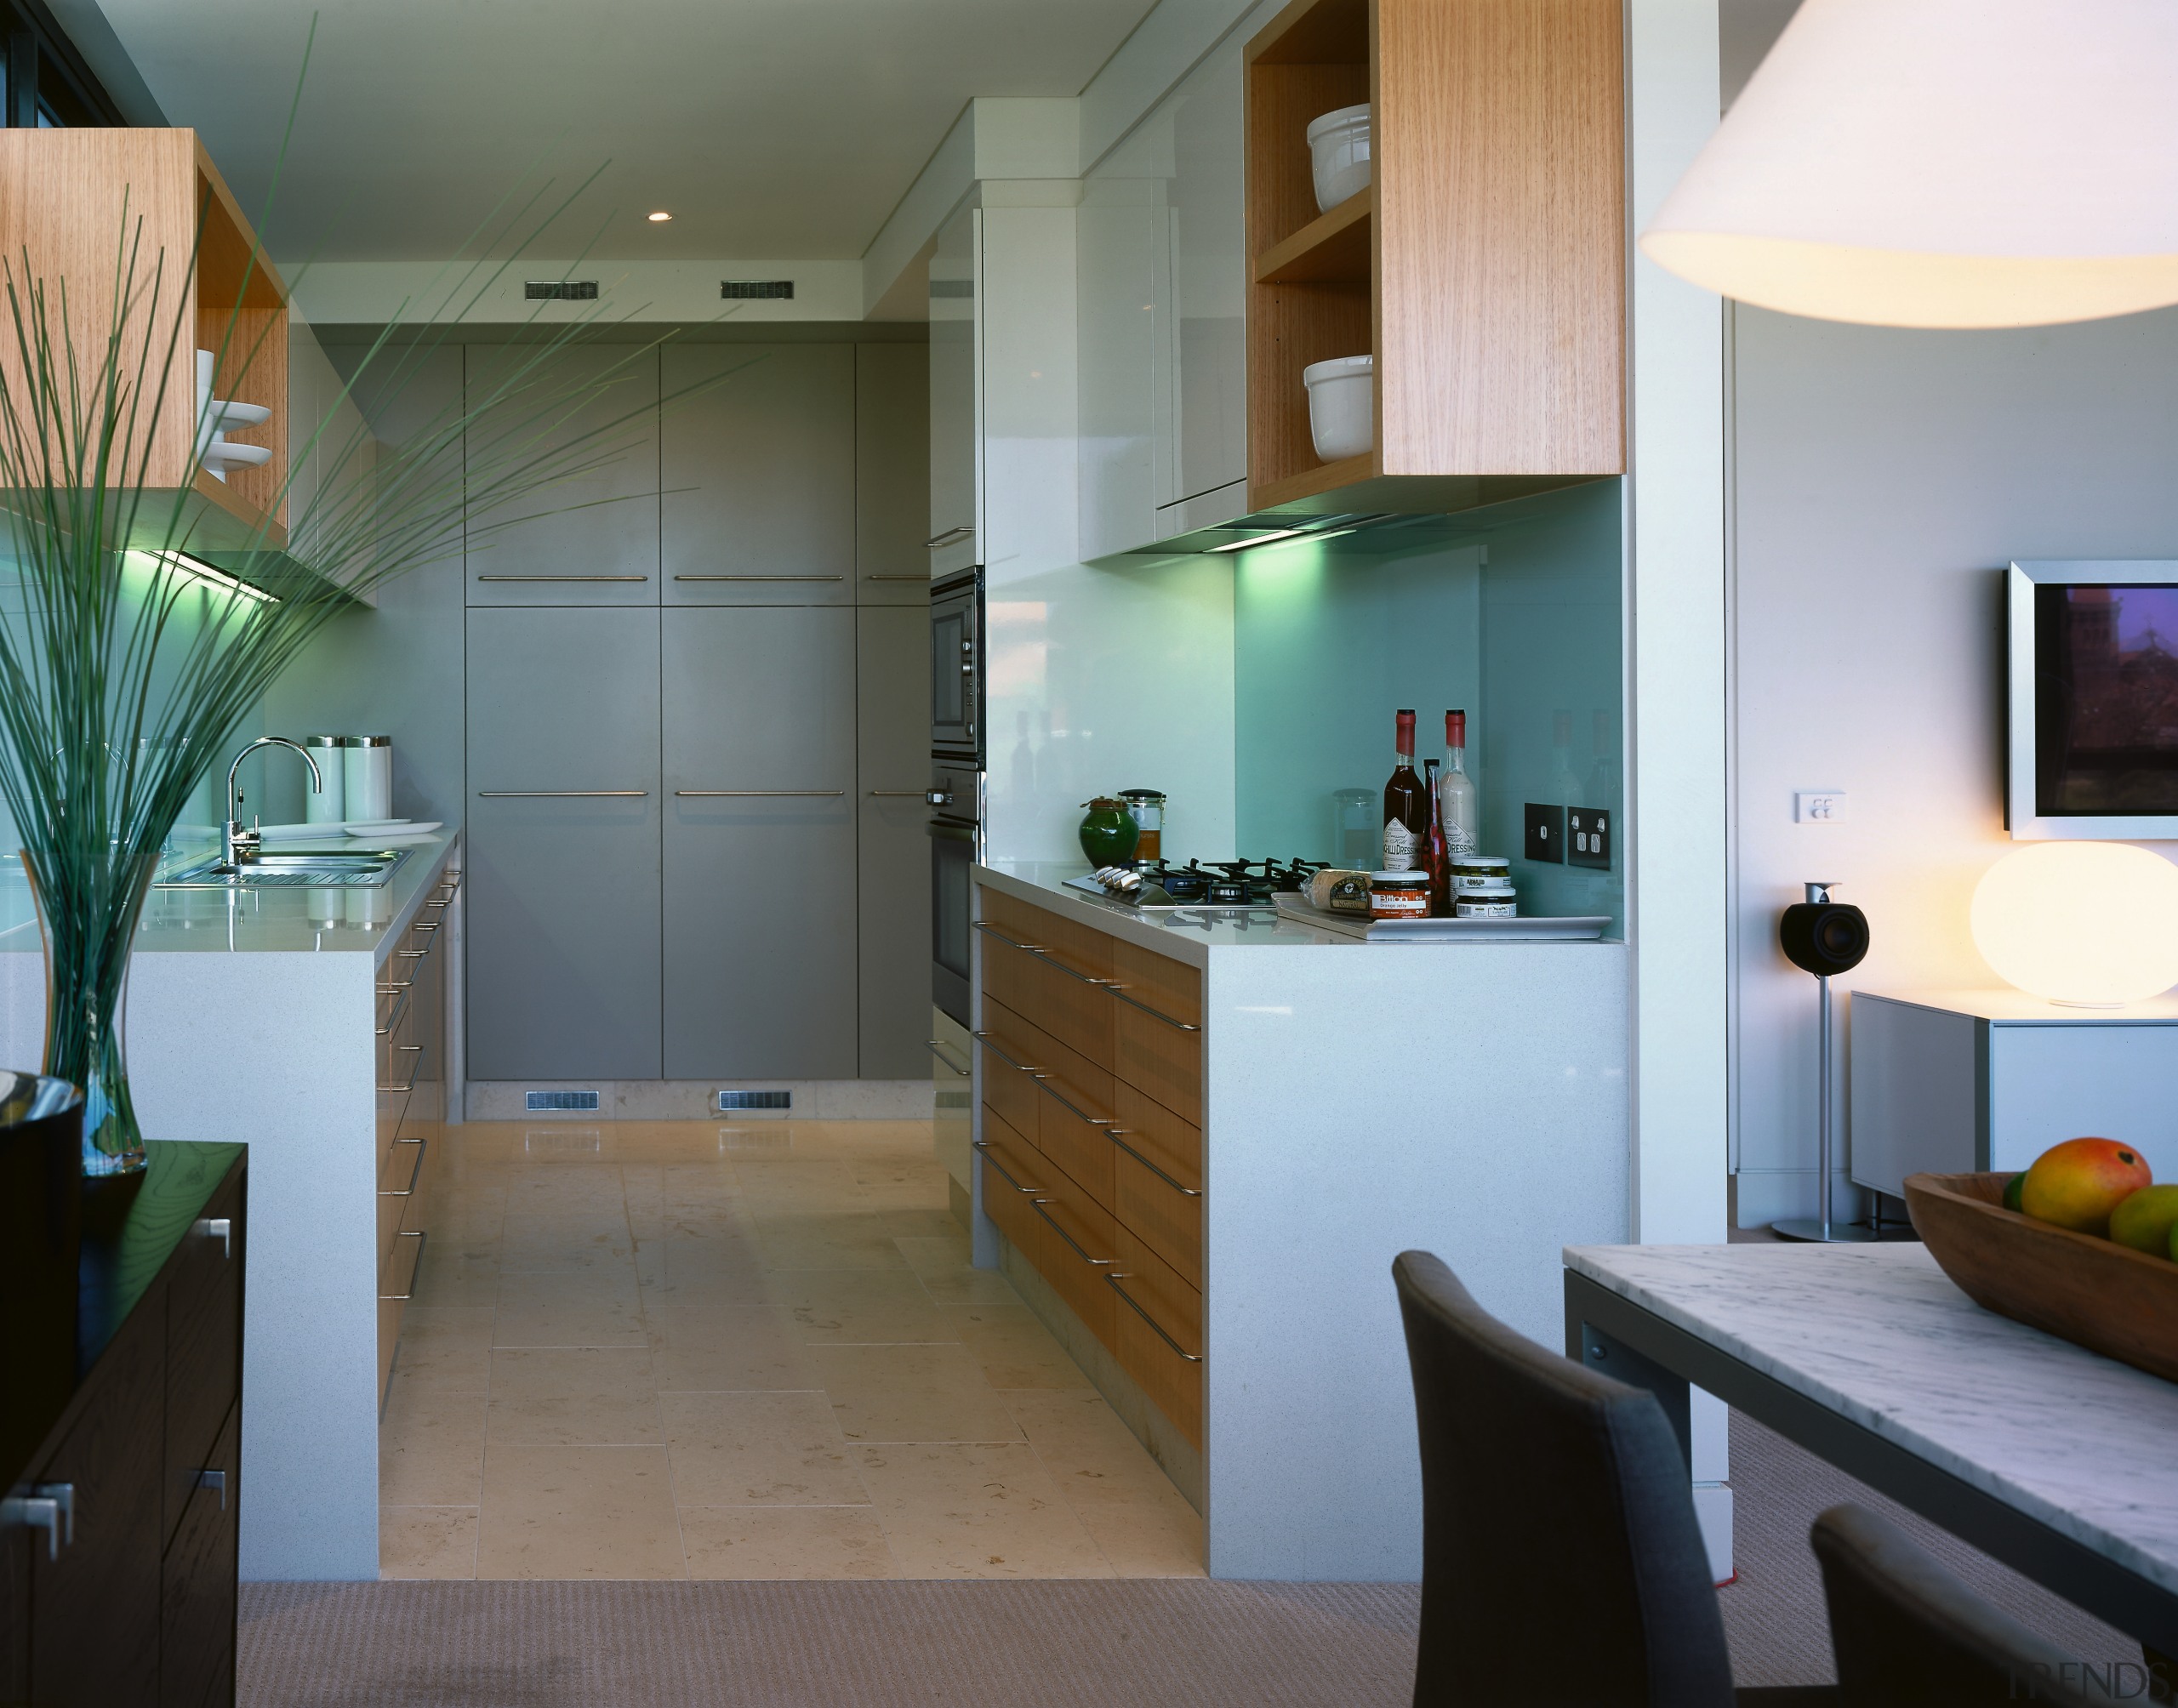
[1970,842,2178,1008]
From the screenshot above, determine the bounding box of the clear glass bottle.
[1440,709,1479,856]
[1382,709,1428,872]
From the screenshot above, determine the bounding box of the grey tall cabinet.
[462,339,931,1085]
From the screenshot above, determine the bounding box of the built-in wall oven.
[928,567,984,1028]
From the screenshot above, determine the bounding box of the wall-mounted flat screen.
[2009,561,2178,839]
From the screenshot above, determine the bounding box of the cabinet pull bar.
[196,1216,232,1259]
[2,1486,71,1558]
[378,978,414,993]
[865,574,930,582]
[409,920,441,932]
[673,789,846,797]
[869,789,928,797]
[379,1044,425,1095]
[1105,1130,1204,1197]
[380,1229,428,1301]
[972,921,1044,953]
[970,920,1107,986]
[924,526,974,548]
[196,1469,228,1511]
[672,573,845,582]
[395,948,431,959]
[924,1039,970,1076]
[375,989,413,1037]
[381,1136,429,1198]
[478,790,650,798]
[1032,1073,1112,1130]
[476,574,650,582]
[1104,985,1202,1032]
[971,1137,1042,1195]
[1029,1197,1115,1267]
[971,1029,1042,1076]
[1106,1272,1204,1361]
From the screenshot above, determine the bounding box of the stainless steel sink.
[157,848,411,889]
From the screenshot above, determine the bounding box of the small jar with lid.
[1450,854,1511,893]
[1454,880,1519,919]
[1119,789,1166,863]
[1370,869,1431,920]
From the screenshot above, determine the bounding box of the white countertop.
[1855,987,2178,1023]
[1564,1241,2178,1596]
[0,831,459,965]
[978,861,1362,966]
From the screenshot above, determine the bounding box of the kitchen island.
[0,832,459,1580]
[970,862,1629,1580]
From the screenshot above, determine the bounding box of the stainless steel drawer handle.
[970,921,1108,988]
[924,1039,970,1076]
[869,789,928,798]
[1104,985,1202,1033]
[476,573,650,582]
[1104,1129,1204,1198]
[1032,1073,1112,1130]
[971,1138,1041,1196]
[1029,1197,1115,1268]
[380,1229,428,1301]
[1107,1272,1204,1362]
[196,1468,228,1511]
[409,920,441,932]
[971,1029,1042,1076]
[924,525,974,548]
[395,948,431,959]
[379,1045,425,1096]
[380,1136,429,1198]
[378,978,414,993]
[3,1483,73,1558]
[972,922,1045,954]
[674,789,846,797]
[375,989,413,1037]
[865,573,929,582]
[479,790,649,798]
[673,573,846,582]
[197,1216,232,1259]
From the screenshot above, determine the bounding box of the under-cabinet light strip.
[126,549,277,605]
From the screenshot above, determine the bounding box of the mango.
[2002,1172,2025,1213]
[2111,1184,2178,1257]
[2019,1137,2153,1237]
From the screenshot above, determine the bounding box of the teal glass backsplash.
[1234,478,1624,935]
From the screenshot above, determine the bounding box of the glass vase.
[21,850,146,1176]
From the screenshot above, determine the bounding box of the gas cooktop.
[1064,856,1332,909]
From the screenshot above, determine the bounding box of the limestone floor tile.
[680,1506,898,1580]
[636,1234,767,1300]
[494,1268,647,1349]
[379,1506,479,1580]
[660,1391,869,1506]
[852,1443,1114,1579]
[647,1304,823,1393]
[499,1215,636,1273]
[380,1376,487,1506]
[392,1305,499,1373]
[950,1311,1085,1389]
[474,1443,687,1580]
[761,1270,955,1345]
[807,1344,1025,1444]
[1003,1389,1204,1577]
[892,1236,1031,1309]
[750,1210,915,1272]
[487,1347,664,1445]
[409,1242,501,1310]
[883,1208,966,1240]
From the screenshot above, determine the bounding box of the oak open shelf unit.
[0,128,291,556]
[1245,0,1626,515]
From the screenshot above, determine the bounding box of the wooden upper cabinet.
[1245,0,1624,510]
[0,128,289,548]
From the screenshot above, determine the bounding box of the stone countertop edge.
[975,863,1325,969]
[1562,1242,2178,1594]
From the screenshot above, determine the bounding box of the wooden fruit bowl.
[1904,1172,2178,1385]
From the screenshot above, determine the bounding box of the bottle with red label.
[1422,756,1451,914]
[1381,709,1428,873]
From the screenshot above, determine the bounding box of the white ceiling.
[88,0,1158,263]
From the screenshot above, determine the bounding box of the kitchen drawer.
[1112,1224,1204,1449]
[975,1010,1043,1146]
[976,1111,1046,1259]
[160,1400,238,1708]
[1110,940,1200,1028]
[979,889,1114,982]
[995,999,1117,1145]
[978,919,1033,1017]
[1029,1154,1118,1353]
[1112,1136,1202,1292]
[1114,999,1202,1127]
[1111,1081,1203,1190]
[974,919,1115,1069]
[1036,1081,1115,1216]
[378,1221,427,1403]
[377,1133,429,1275]
[162,1189,242,1550]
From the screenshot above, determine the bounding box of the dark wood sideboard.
[0,1140,247,1707]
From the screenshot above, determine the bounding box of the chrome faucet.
[224,737,323,866]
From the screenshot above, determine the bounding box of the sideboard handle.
[196,1468,228,1511]
[197,1216,232,1259]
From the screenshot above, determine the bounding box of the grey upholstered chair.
[1810,1503,2124,1706]
[1392,1250,1836,1706]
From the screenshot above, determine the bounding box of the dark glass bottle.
[1381,709,1428,871]
[1422,757,1451,914]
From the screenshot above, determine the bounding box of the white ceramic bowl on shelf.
[1307,103,1372,213]
[1302,353,1374,461]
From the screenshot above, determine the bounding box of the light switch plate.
[1795,790,1845,823]
[1568,806,1612,869]
[1524,803,1564,863]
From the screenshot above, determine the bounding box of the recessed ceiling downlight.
[647,210,673,223]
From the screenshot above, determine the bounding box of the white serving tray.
[1271,892,1612,942]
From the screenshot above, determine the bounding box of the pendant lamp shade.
[1640,0,2178,328]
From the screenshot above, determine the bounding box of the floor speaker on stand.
[1774,881,1878,1244]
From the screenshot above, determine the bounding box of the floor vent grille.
[721,279,793,299]
[524,279,598,300]
[526,1090,601,1111]
[719,1090,791,1111]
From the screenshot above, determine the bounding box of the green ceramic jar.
[1078,797,1141,867]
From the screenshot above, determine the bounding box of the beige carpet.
[244,1415,2145,1705]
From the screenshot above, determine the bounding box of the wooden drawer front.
[1112,1081,1203,1191]
[378,1133,430,1274]
[1035,1083,1114,1215]
[377,1220,428,1401]
[976,1110,1046,1258]
[1114,999,1202,1126]
[1111,940,1200,1028]
[981,888,1114,980]
[1113,1142,1202,1292]
[1029,1154,1119,1352]
[1009,949,1115,1070]
[1112,1225,1204,1449]
[160,1400,238,1708]
[978,917,1034,1017]
[974,1007,1043,1144]
[163,1178,242,1549]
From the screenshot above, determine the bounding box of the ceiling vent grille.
[525,280,598,300]
[526,1089,601,1110]
[719,1089,791,1111]
[721,280,794,300]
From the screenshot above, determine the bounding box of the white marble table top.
[1564,1242,2178,1598]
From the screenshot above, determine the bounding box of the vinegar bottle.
[1440,709,1479,856]
[1382,709,1428,871]
[1423,757,1451,914]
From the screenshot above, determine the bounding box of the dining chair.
[1810,1503,2123,1706]
[1392,1250,1837,1705]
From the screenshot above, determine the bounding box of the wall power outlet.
[1794,790,1845,823]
